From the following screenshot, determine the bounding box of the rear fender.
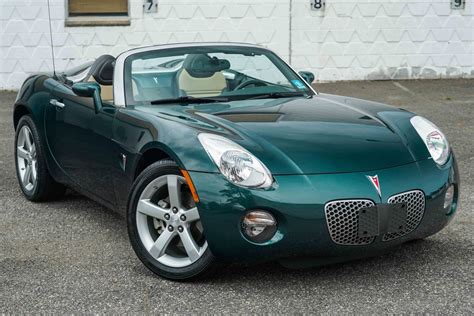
[14,75,60,131]
[13,75,62,183]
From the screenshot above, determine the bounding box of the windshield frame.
[113,43,317,107]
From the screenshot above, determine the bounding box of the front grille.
[383,190,425,241]
[325,199,376,245]
[324,190,426,245]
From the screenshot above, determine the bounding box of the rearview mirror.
[72,82,102,113]
[298,71,315,85]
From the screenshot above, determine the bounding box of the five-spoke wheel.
[14,115,65,201]
[128,160,215,280]
[16,125,38,192]
[136,174,208,268]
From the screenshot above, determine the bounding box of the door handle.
[50,99,65,108]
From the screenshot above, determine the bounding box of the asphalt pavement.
[0,79,473,313]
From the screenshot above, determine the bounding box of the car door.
[45,83,118,205]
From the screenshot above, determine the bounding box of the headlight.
[410,116,450,165]
[198,133,273,188]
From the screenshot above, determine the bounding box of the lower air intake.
[325,199,376,245]
[383,190,425,241]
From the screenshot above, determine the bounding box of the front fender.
[114,108,219,174]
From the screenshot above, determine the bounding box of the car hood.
[137,94,418,174]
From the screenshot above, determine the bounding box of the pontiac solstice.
[13,43,459,280]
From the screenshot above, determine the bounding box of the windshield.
[124,46,314,105]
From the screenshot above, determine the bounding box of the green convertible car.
[13,43,459,280]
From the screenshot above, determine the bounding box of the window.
[66,0,130,27]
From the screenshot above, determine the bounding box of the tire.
[127,159,217,281]
[14,115,66,201]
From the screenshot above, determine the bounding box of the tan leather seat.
[178,69,226,97]
[88,76,113,102]
[177,54,230,97]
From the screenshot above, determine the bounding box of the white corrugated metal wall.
[0,0,473,89]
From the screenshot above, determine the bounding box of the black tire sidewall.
[127,160,215,281]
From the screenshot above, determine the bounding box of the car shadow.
[48,188,124,219]
[194,237,463,285]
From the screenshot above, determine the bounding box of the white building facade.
[1,0,473,90]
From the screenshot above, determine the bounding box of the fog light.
[444,185,455,209]
[242,210,277,243]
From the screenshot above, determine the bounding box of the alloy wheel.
[136,174,208,268]
[16,125,37,192]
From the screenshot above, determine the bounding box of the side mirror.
[298,71,315,85]
[72,82,102,113]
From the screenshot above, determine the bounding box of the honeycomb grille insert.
[325,199,376,245]
[383,190,425,241]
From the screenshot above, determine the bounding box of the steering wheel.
[234,79,269,91]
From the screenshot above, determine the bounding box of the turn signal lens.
[444,185,455,209]
[180,169,199,203]
[242,210,277,243]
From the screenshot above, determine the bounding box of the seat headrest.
[182,54,230,78]
[89,54,115,85]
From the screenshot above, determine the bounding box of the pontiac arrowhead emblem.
[366,175,382,198]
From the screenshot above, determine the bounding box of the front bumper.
[189,155,459,264]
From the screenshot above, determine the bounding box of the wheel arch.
[134,146,173,180]
[133,137,198,179]
[13,103,31,130]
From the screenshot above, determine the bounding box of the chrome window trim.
[113,42,318,107]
